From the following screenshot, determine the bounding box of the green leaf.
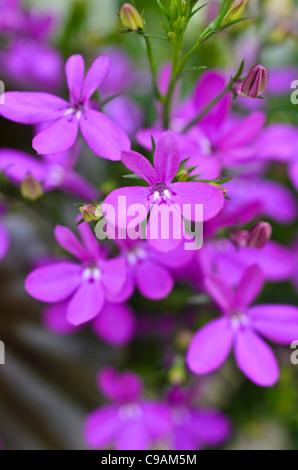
[122,174,142,180]
[76,217,85,226]
[189,3,208,19]
[143,33,169,41]
[233,59,245,80]
[157,1,170,21]
[151,135,156,155]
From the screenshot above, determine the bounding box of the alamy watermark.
[290,340,298,365]
[95,198,204,251]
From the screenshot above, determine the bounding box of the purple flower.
[166,386,231,450]
[103,131,225,251]
[84,367,172,450]
[0,54,131,160]
[137,71,267,180]
[44,300,136,346]
[109,234,194,302]
[25,222,127,325]
[187,265,298,386]
[0,146,98,200]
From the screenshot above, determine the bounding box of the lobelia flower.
[233,64,269,99]
[187,265,298,386]
[166,386,231,450]
[137,71,267,180]
[84,367,172,450]
[25,222,127,325]
[0,54,131,160]
[0,145,98,200]
[103,131,225,252]
[106,231,194,302]
[43,300,136,347]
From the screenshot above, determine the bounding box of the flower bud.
[224,0,249,22]
[20,174,43,200]
[119,3,143,31]
[246,222,272,249]
[241,64,269,99]
[79,204,103,223]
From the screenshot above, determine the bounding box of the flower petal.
[97,367,142,402]
[135,259,174,300]
[0,148,46,183]
[0,91,68,124]
[187,317,234,374]
[248,304,298,344]
[234,327,279,386]
[33,116,79,155]
[66,281,105,325]
[25,262,82,303]
[65,54,85,103]
[43,301,78,335]
[204,275,235,313]
[116,420,150,450]
[218,112,265,148]
[141,402,172,439]
[235,265,264,310]
[121,150,157,185]
[171,182,225,222]
[80,109,130,161]
[77,221,101,260]
[92,301,136,346]
[54,225,87,261]
[59,170,99,200]
[154,131,180,184]
[84,405,118,449]
[101,257,127,295]
[82,55,110,101]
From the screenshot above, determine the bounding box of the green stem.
[144,35,162,101]
[182,81,232,133]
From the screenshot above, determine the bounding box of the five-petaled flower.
[0,54,131,160]
[187,265,298,386]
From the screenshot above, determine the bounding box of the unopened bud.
[79,204,103,222]
[241,64,269,99]
[119,3,143,31]
[20,174,43,200]
[247,222,272,249]
[176,168,189,182]
[224,0,249,22]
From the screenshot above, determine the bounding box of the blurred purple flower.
[103,131,225,251]
[84,367,172,450]
[44,300,136,346]
[0,205,9,260]
[0,146,98,199]
[25,222,127,325]
[187,265,298,386]
[0,54,131,159]
[166,386,231,450]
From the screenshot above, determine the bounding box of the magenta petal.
[0,91,68,124]
[33,116,79,155]
[171,182,225,221]
[289,160,298,191]
[65,54,85,103]
[106,265,135,303]
[103,186,150,229]
[93,302,136,346]
[43,301,78,335]
[82,55,110,101]
[204,275,235,313]
[154,131,180,184]
[141,402,172,439]
[98,367,142,403]
[0,148,46,183]
[59,170,98,200]
[101,258,127,295]
[121,150,157,185]
[187,317,234,374]
[80,109,130,161]
[54,225,87,261]
[25,262,82,303]
[218,112,265,148]
[146,203,184,253]
[116,420,149,450]
[135,259,174,300]
[66,281,104,325]
[84,405,118,449]
[191,409,231,447]
[249,304,298,344]
[77,222,101,260]
[234,327,279,386]
[235,265,264,310]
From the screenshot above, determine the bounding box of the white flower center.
[230,312,250,330]
[127,247,147,265]
[82,266,101,282]
[118,404,142,420]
